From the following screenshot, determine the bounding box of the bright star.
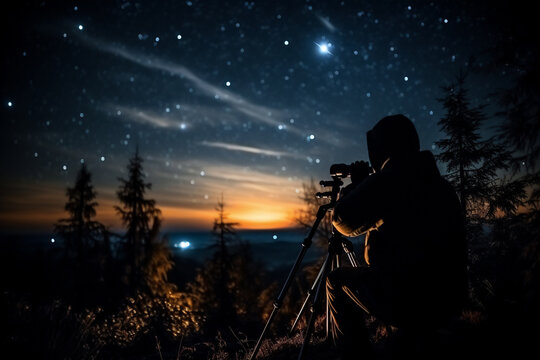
[315,42,332,55]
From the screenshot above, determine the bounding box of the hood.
[366,114,420,171]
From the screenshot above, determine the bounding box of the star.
[315,42,333,55]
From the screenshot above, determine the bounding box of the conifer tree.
[435,71,518,224]
[54,163,109,307]
[494,40,540,218]
[55,163,104,259]
[435,70,530,313]
[187,196,270,336]
[115,147,161,291]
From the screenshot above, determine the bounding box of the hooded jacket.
[332,114,468,326]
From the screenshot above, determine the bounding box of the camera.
[330,161,373,181]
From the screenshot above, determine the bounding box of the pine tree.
[55,163,104,259]
[435,70,531,318]
[187,196,270,337]
[493,39,540,218]
[435,70,520,223]
[54,164,109,307]
[115,147,161,291]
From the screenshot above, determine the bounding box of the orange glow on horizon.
[0,169,308,232]
[0,190,302,232]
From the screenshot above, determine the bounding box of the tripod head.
[316,177,343,207]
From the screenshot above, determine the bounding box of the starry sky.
[0,0,523,232]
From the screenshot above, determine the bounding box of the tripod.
[249,177,359,360]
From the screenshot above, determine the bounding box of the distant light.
[200,170,205,176]
[51,238,55,243]
[100,156,105,161]
[155,36,160,42]
[226,81,231,87]
[177,34,182,40]
[7,101,13,107]
[62,165,67,171]
[273,235,278,240]
[34,152,38,157]
[80,158,84,164]
[78,24,84,30]
[407,5,412,10]
[309,134,315,140]
[444,18,449,24]
[284,40,289,45]
[179,241,190,249]
[180,123,187,130]
[404,76,409,81]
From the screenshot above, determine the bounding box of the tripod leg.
[298,254,332,360]
[326,255,338,337]
[341,239,359,268]
[249,242,311,360]
[289,261,326,336]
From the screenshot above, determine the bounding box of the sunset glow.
[0,173,306,232]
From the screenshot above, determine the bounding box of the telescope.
[329,163,352,178]
[249,163,359,360]
[330,161,373,179]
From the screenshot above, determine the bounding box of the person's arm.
[332,172,386,237]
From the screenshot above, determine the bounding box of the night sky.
[0,0,520,232]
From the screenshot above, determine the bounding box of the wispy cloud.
[79,35,292,128]
[133,158,306,229]
[200,141,302,158]
[78,33,348,147]
[116,106,180,128]
[317,15,337,32]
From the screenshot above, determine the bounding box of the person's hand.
[349,160,371,184]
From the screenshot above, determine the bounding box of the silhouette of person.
[327,114,468,359]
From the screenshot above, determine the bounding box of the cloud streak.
[317,15,337,32]
[200,141,302,158]
[80,35,293,129]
